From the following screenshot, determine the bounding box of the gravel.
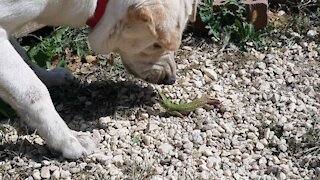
[0,17,320,179]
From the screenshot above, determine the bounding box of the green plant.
[199,0,265,50]
[23,26,93,69]
[132,136,141,145]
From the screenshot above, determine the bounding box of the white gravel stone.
[60,170,71,179]
[52,169,60,180]
[200,171,211,180]
[40,166,50,179]
[203,68,218,80]
[213,84,223,92]
[113,155,124,167]
[307,30,318,37]
[158,143,174,154]
[220,123,233,134]
[32,170,41,180]
[256,142,264,150]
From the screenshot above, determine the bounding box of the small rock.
[158,143,173,154]
[154,166,164,175]
[178,152,187,161]
[291,32,301,38]
[200,171,210,180]
[60,170,71,179]
[283,123,294,131]
[259,157,267,165]
[192,132,204,145]
[213,84,223,92]
[70,167,81,174]
[220,123,233,134]
[183,141,193,150]
[211,129,221,137]
[199,145,213,156]
[33,163,42,168]
[182,46,192,51]
[224,169,232,176]
[52,169,60,180]
[256,142,264,150]
[279,172,286,180]
[271,93,280,103]
[109,167,121,176]
[307,30,318,37]
[142,135,151,145]
[146,121,159,132]
[259,82,270,91]
[207,156,221,169]
[113,155,124,167]
[278,144,287,152]
[203,68,218,80]
[32,170,41,180]
[40,166,50,179]
[140,113,149,119]
[99,117,112,127]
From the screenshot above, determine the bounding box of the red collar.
[86,0,109,27]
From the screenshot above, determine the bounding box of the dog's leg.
[0,29,96,159]
[9,37,75,87]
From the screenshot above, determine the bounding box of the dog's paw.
[42,67,76,87]
[60,131,97,159]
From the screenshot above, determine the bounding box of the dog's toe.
[60,131,97,159]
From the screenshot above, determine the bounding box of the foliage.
[199,0,265,50]
[23,26,93,69]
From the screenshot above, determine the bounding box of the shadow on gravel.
[0,80,156,161]
[49,80,156,125]
[0,138,55,162]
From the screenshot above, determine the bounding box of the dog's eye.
[153,43,162,49]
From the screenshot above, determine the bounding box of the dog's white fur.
[0,0,195,158]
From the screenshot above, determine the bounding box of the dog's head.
[89,0,197,84]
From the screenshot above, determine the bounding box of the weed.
[23,26,93,69]
[132,136,141,145]
[123,154,154,180]
[199,0,266,50]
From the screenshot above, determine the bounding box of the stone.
[278,144,287,152]
[271,93,280,103]
[154,166,164,175]
[200,171,211,180]
[70,167,81,174]
[207,156,221,169]
[60,170,71,179]
[140,113,149,119]
[213,84,223,92]
[211,129,222,137]
[256,142,264,150]
[142,135,151,145]
[52,169,60,180]
[307,30,318,37]
[221,123,233,134]
[32,170,41,180]
[40,166,50,179]
[203,68,218,80]
[158,143,173,155]
[113,155,124,167]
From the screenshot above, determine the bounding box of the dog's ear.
[127,6,158,37]
[127,5,180,51]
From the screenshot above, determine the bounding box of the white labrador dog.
[0,0,197,159]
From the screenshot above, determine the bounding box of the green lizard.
[159,91,221,117]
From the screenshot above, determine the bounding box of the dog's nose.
[162,76,176,85]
